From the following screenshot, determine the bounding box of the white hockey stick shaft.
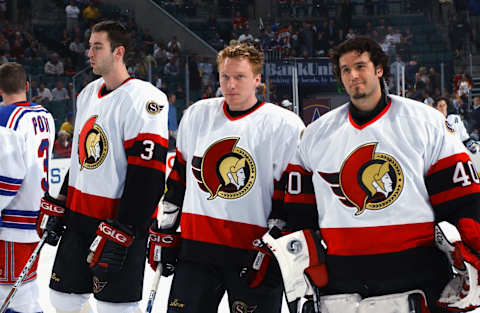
[0,232,47,313]
[145,264,162,313]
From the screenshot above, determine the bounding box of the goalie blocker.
[262,229,432,313]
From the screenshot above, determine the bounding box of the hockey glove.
[239,237,283,289]
[88,219,134,279]
[262,227,328,311]
[147,200,181,276]
[148,220,180,276]
[466,139,480,154]
[435,220,480,311]
[36,192,66,246]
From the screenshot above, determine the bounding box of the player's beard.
[351,86,367,99]
[92,55,114,76]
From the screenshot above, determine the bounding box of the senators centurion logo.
[320,143,404,215]
[78,115,108,170]
[192,137,256,200]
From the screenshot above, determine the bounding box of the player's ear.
[376,66,383,77]
[114,45,125,60]
[25,81,30,93]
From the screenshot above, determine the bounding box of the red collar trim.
[13,101,30,106]
[349,97,392,130]
[223,101,265,121]
[97,77,135,99]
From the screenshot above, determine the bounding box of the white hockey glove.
[147,201,181,276]
[262,227,328,311]
[435,222,480,311]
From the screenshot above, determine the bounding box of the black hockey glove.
[88,219,135,279]
[148,220,180,277]
[36,192,66,246]
[240,237,282,289]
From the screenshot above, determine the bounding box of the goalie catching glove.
[435,220,480,311]
[261,227,328,311]
[87,219,134,279]
[147,200,181,276]
[36,192,66,246]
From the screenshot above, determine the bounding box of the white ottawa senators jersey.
[0,102,55,243]
[165,98,305,266]
[292,94,480,257]
[68,78,169,221]
[446,114,469,142]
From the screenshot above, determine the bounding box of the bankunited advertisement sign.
[265,59,338,87]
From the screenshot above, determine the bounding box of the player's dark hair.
[0,62,26,95]
[433,97,449,108]
[330,36,390,87]
[92,20,129,62]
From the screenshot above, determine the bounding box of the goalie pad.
[308,290,429,313]
[262,228,327,306]
[435,222,480,311]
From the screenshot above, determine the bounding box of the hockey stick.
[145,264,162,313]
[0,232,47,313]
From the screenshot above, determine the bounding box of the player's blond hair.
[217,43,264,75]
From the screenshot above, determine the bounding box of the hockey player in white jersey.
[0,62,55,313]
[147,43,305,313]
[433,97,480,154]
[268,36,480,313]
[39,21,169,313]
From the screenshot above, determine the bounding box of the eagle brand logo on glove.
[98,222,131,245]
[40,199,65,215]
[287,239,303,254]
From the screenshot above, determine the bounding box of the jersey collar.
[223,100,265,121]
[348,96,391,130]
[97,77,134,98]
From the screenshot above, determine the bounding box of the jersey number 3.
[38,138,50,192]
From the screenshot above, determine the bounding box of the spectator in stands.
[32,82,52,103]
[345,28,356,40]
[0,49,7,64]
[0,0,6,21]
[142,28,155,55]
[167,35,181,55]
[423,90,434,106]
[238,28,254,43]
[82,1,101,22]
[63,57,76,75]
[65,0,80,33]
[202,85,214,99]
[153,73,162,89]
[10,38,24,59]
[198,56,214,89]
[52,80,69,101]
[375,17,388,38]
[232,10,248,33]
[390,55,405,87]
[44,52,64,76]
[188,54,201,100]
[428,67,441,94]
[69,35,85,67]
[53,130,72,158]
[207,12,218,33]
[440,0,455,25]
[164,57,180,78]
[469,0,480,51]
[210,32,226,51]
[314,30,329,56]
[405,55,419,87]
[340,0,353,32]
[469,96,480,131]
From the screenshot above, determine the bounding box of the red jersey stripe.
[168,169,185,184]
[67,186,120,220]
[272,189,283,200]
[180,212,267,250]
[127,156,166,171]
[7,107,22,129]
[427,152,471,175]
[0,182,21,191]
[2,216,36,224]
[285,193,316,204]
[285,164,312,175]
[124,133,168,149]
[321,222,434,255]
[176,149,186,165]
[430,184,480,206]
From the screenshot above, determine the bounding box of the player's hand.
[147,220,180,277]
[240,237,282,289]
[88,219,134,279]
[36,192,66,246]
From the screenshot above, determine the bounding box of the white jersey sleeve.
[0,126,26,210]
[447,114,470,143]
